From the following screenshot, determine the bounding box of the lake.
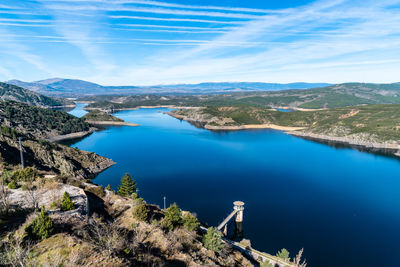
[69,106,400,267]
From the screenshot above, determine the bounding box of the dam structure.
[217,201,245,236]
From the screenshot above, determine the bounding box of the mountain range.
[6,78,331,97]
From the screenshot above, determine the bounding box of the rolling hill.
[0,82,73,108]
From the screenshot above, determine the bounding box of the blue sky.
[0,0,400,85]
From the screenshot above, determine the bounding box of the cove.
[68,106,400,267]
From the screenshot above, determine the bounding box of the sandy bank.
[85,120,139,127]
[47,129,95,142]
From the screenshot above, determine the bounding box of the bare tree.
[0,174,10,215]
[292,248,307,267]
[82,215,131,257]
[24,182,39,210]
[0,237,34,267]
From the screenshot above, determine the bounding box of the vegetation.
[7,180,17,189]
[0,82,72,107]
[202,227,224,252]
[0,100,89,138]
[11,167,38,183]
[84,82,400,110]
[173,104,400,143]
[260,260,274,267]
[182,212,200,231]
[132,204,148,221]
[82,110,123,122]
[117,173,137,197]
[161,203,182,231]
[276,248,290,261]
[25,207,54,240]
[61,192,75,211]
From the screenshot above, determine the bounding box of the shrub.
[117,173,136,197]
[202,227,224,252]
[161,203,182,231]
[261,260,274,267]
[164,203,182,225]
[61,192,75,211]
[182,212,200,231]
[276,248,290,261]
[25,207,54,240]
[132,204,148,222]
[12,167,38,182]
[50,201,57,210]
[7,180,17,189]
[160,217,174,231]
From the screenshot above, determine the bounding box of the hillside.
[6,78,330,97]
[0,101,90,139]
[170,105,400,155]
[0,82,73,108]
[82,110,123,122]
[0,100,112,178]
[82,82,400,111]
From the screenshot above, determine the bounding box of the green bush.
[132,204,148,221]
[161,203,182,231]
[61,192,75,211]
[164,203,181,225]
[276,248,290,261]
[7,180,17,189]
[25,207,54,240]
[117,173,136,197]
[202,227,224,252]
[182,212,200,231]
[160,217,174,231]
[260,260,274,267]
[50,202,57,210]
[11,167,38,182]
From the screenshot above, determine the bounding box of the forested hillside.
[0,82,73,107]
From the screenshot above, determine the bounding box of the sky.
[0,0,400,85]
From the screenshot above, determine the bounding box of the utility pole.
[163,196,166,210]
[18,137,24,169]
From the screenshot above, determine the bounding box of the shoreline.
[47,128,95,142]
[168,112,400,158]
[289,132,400,157]
[85,120,139,127]
[84,105,197,112]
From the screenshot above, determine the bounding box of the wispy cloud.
[40,0,287,14]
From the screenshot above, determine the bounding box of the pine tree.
[276,248,290,261]
[61,192,75,211]
[25,206,54,240]
[202,227,224,252]
[118,173,137,196]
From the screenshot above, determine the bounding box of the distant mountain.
[6,78,332,97]
[84,82,400,110]
[0,82,73,107]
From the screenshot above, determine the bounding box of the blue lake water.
[69,106,400,267]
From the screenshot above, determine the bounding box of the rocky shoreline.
[168,112,400,158]
[289,132,400,157]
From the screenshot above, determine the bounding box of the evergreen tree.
[132,204,148,221]
[25,207,54,240]
[182,212,200,231]
[117,173,137,196]
[202,227,224,252]
[61,192,75,211]
[276,248,290,261]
